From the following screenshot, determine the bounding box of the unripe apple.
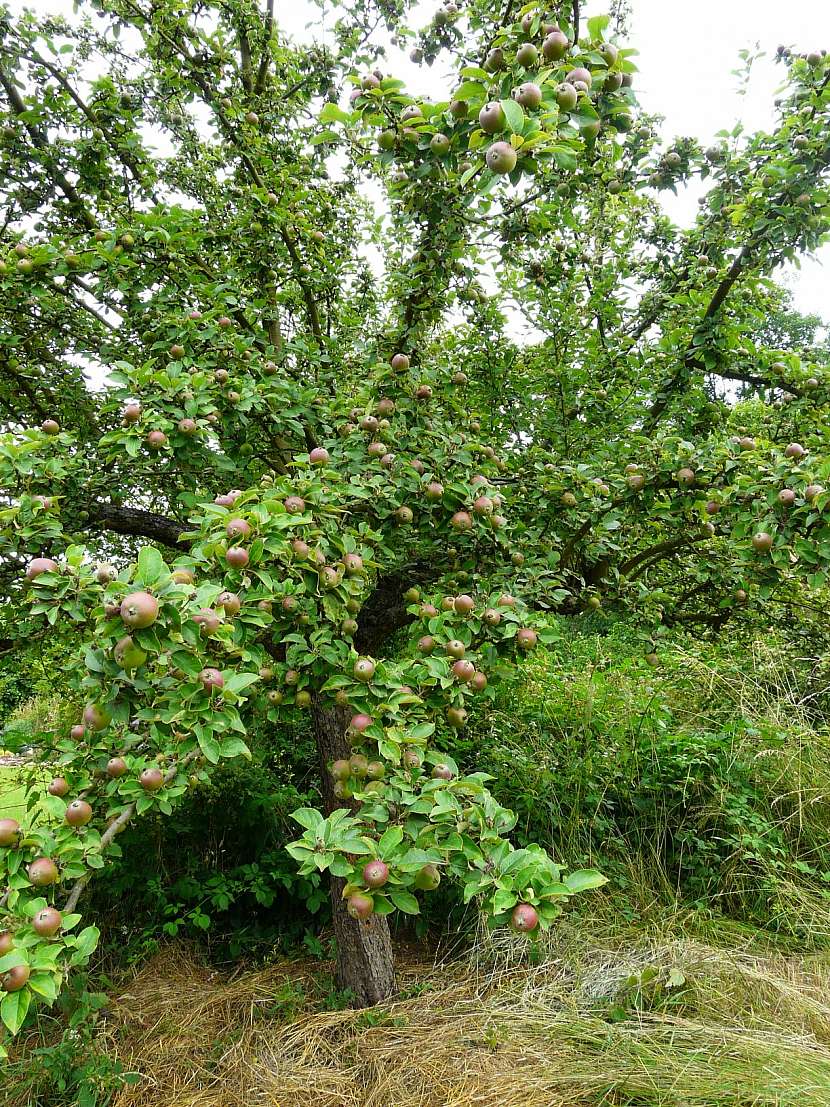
[48,777,69,797]
[430,133,450,155]
[516,627,538,650]
[0,932,12,956]
[478,101,506,134]
[1,965,30,992]
[470,671,488,692]
[107,757,128,778]
[26,557,58,581]
[41,418,60,435]
[486,141,518,174]
[354,657,376,682]
[450,511,473,531]
[33,907,62,937]
[449,99,468,119]
[346,893,374,920]
[778,488,796,507]
[418,635,436,654]
[390,352,410,370]
[805,484,824,502]
[284,495,305,514]
[599,42,619,65]
[515,42,538,67]
[752,531,773,553]
[784,442,806,460]
[484,48,505,72]
[140,767,164,791]
[542,30,569,61]
[510,903,539,932]
[432,763,454,781]
[199,667,224,692]
[28,857,59,885]
[676,467,696,486]
[83,702,112,731]
[120,590,159,629]
[65,799,92,827]
[395,505,413,524]
[414,863,441,891]
[446,706,467,728]
[146,430,167,449]
[363,860,389,889]
[514,82,542,109]
[483,608,501,626]
[555,82,578,111]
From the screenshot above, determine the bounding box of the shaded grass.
[9,907,830,1107]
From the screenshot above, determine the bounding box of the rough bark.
[84,503,189,550]
[312,698,395,1006]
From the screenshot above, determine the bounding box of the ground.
[8,904,829,1107]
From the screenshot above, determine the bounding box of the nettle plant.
[0,0,829,1041]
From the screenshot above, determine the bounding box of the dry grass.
[76,913,830,1107]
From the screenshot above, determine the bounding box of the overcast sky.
[6,0,830,321]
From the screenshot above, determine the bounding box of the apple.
[346,893,374,920]
[139,767,164,791]
[542,30,569,61]
[354,657,376,682]
[33,907,62,937]
[1,965,30,992]
[83,702,112,731]
[226,546,250,568]
[28,857,59,886]
[199,667,224,692]
[513,82,542,109]
[478,101,506,134]
[390,353,410,370]
[146,430,167,449]
[450,511,473,531]
[107,757,128,778]
[510,903,539,932]
[120,591,159,629]
[65,799,93,827]
[752,532,773,553]
[486,142,518,174]
[41,419,60,435]
[0,819,20,847]
[516,628,538,650]
[48,777,69,797]
[363,860,389,888]
[555,83,578,111]
[26,557,58,581]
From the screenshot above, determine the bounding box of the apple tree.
[0,0,829,1044]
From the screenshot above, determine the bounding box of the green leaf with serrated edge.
[1,989,30,1034]
[564,870,608,893]
[500,98,525,134]
[389,889,420,914]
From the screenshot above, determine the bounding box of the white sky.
[6,0,830,321]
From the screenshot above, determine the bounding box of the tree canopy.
[0,0,829,1039]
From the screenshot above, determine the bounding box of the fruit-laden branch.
[63,752,198,913]
[84,503,188,550]
[0,65,97,231]
[354,571,412,655]
[618,532,710,579]
[254,0,275,93]
[642,246,752,432]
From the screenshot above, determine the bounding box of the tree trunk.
[312,699,395,1006]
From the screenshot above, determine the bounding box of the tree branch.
[84,503,188,550]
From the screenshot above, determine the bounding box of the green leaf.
[500,98,525,135]
[135,547,165,585]
[389,889,420,915]
[564,869,608,893]
[291,808,325,831]
[72,925,100,962]
[1,988,30,1034]
[378,826,404,855]
[310,130,340,146]
[319,102,352,124]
